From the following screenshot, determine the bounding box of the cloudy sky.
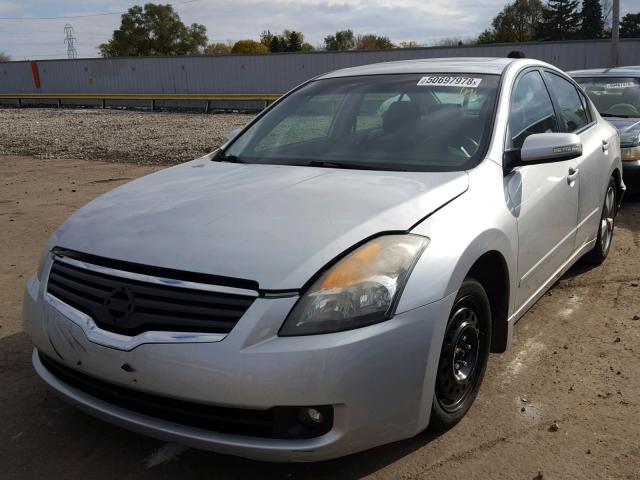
[0,0,636,60]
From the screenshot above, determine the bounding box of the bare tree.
[0,51,11,62]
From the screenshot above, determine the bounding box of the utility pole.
[64,24,78,60]
[611,0,620,67]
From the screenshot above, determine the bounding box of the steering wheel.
[607,103,640,117]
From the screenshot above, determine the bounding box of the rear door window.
[545,72,590,132]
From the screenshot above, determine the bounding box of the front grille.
[39,353,333,439]
[47,259,255,336]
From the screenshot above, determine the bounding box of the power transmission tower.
[64,24,78,59]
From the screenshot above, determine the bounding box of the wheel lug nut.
[467,344,472,350]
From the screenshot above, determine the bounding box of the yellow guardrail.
[0,92,281,110]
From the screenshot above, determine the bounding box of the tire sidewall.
[429,278,492,432]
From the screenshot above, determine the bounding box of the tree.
[478,0,544,43]
[260,30,284,52]
[578,0,604,39]
[286,30,303,52]
[434,37,467,46]
[204,42,231,55]
[260,30,306,52]
[536,0,580,41]
[399,40,420,48]
[620,12,640,38]
[301,42,315,52]
[0,51,10,62]
[324,29,356,51]
[477,29,497,43]
[99,3,207,57]
[231,39,269,54]
[356,34,395,50]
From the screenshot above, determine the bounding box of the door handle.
[567,167,579,184]
[602,139,609,151]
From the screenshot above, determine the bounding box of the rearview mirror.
[520,133,582,164]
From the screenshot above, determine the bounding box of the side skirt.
[504,237,597,349]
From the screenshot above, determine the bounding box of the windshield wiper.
[213,150,245,163]
[600,112,631,118]
[307,160,405,171]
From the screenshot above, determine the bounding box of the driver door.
[506,70,580,308]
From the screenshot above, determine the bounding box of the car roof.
[568,66,640,77]
[317,57,553,79]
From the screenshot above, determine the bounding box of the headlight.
[279,234,429,336]
[36,247,50,281]
[621,146,640,161]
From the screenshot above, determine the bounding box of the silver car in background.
[569,66,640,193]
[24,58,623,462]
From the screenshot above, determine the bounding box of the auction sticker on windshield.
[417,76,482,88]
[605,82,636,89]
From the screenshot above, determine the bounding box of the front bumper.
[24,273,455,462]
[622,160,640,194]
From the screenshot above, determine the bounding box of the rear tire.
[429,278,491,433]
[583,177,616,265]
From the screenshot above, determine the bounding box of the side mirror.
[224,128,242,143]
[520,133,582,163]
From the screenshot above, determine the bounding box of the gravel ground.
[1,154,639,479]
[0,108,255,165]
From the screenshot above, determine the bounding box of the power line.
[0,0,200,20]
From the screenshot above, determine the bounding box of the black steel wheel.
[429,278,491,432]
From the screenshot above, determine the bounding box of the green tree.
[286,30,303,52]
[620,12,640,38]
[260,30,306,52]
[204,42,231,55]
[478,0,544,43]
[578,0,604,39]
[231,39,269,54]
[99,3,207,57]
[536,0,580,41]
[324,29,356,51]
[301,42,315,52]
[260,30,284,52]
[356,34,395,49]
[477,29,497,43]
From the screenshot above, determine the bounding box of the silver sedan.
[24,57,623,462]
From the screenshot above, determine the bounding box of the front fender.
[396,160,518,317]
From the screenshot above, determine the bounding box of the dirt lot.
[1,147,639,478]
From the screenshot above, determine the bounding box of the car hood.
[51,158,468,290]
[605,117,640,147]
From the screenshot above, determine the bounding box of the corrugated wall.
[1,39,639,109]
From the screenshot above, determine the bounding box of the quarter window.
[545,72,589,132]
[508,71,559,149]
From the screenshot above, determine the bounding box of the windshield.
[574,77,640,118]
[223,73,500,171]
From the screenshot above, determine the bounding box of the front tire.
[583,177,616,265]
[429,278,491,432]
